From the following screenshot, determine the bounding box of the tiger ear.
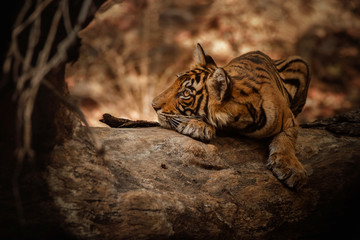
[208,68,230,102]
[193,43,217,67]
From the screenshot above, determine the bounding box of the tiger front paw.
[267,153,308,190]
[176,120,215,142]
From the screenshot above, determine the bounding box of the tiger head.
[152,43,231,131]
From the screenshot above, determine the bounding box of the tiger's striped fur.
[152,44,311,189]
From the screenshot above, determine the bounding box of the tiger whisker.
[158,112,207,130]
[170,117,181,125]
[169,119,179,129]
[165,115,184,129]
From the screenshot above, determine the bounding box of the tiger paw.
[267,153,308,190]
[176,120,215,142]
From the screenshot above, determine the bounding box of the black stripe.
[195,75,201,83]
[203,125,207,139]
[245,103,257,122]
[240,108,264,133]
[274,74,285,95]
[231,75,248,81]
[283,78,301,107]
[195,88,204,95]
[241,103,267,133]
[261,57,286,96]
[233,65,247,70]
[258,105,267,129]
[243,81,259,94]
[242,62,249,68]
[178,105,186,115]
[203,86,209,118]
[283,87,293,105]
[278,59,307,72]
[183,80,190,87]
[255,66,268,73]
[230,100,267,133]
[182,100,193,107]
[255,74,269,79]
[283,68,305,74]
[283,78,300,89]
[274,58,287,66]
[203,71,210,80]
[194,94,204,115]
[239,89,249,96]
[250,77,263,85]
[270,62,286,94]
[187,86,196,92]
[201,66,215,73]
[232,72,269,85]
[244,57,263,64]
[208,67,216,72]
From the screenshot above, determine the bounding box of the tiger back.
[152,43,311,189]
[274,56,310,117]
[222,51,310,138]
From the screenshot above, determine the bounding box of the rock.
[47,125,360,239]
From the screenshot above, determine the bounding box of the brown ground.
[66,0,360,126]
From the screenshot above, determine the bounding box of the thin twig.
[22,0,41,74]
[61,0,73,35]
[12,0,52,37]
[3,0,100,224]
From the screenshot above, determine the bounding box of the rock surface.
[47,125,360,240]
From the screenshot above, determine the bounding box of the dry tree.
[2,0,103,222]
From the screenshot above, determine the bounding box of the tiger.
[152,43,311,189]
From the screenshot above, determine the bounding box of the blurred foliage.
[66,0,360,126]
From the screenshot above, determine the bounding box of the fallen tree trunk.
[47,114,360,240]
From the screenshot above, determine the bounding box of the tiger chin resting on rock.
[152,43,311,190]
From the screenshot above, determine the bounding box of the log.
[47,111,360,240]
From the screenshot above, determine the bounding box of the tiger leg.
[267,115,307,189]
[176,119,215,142]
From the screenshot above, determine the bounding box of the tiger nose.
[152,101,161,111]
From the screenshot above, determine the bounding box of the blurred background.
[66,0,360,126]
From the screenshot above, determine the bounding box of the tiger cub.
[152,43,311,189]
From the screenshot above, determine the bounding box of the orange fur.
[152,44,310,189]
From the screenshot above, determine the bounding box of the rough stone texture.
[301,108,360,136]
[47,125,360,240]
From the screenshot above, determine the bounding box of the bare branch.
[61,0,73,34]
[9,0,94,163]
[36,1,62,68]
[3,0,99,224]
[12,0,52,37]
[22,1,41,73]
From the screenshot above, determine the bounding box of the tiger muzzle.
[152,101,161,112]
